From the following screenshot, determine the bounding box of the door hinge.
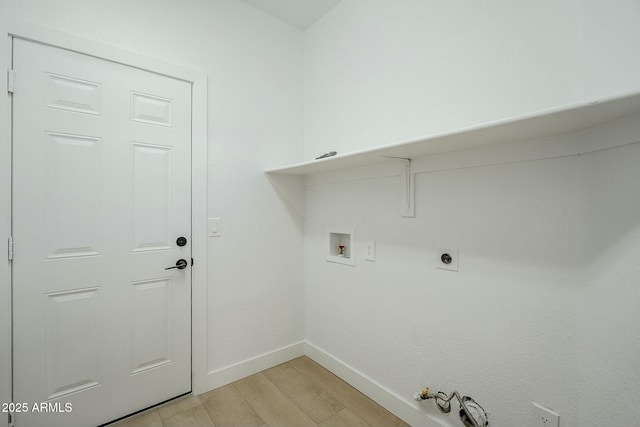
[8,236,14,261]
[7,69,15,94]
[8,412,14,427]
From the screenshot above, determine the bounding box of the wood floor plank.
[288,357,409,427]
[157,395,202,420]
[163,406,215,427]
[200,383,266,427]
[263,362,344,423]
[110,409,163,427]
[234,372,319,427]
[111,357,407,427]
[320,408,371,427]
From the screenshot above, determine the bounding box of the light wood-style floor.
[110,356,409,427]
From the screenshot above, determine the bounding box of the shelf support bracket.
[383,156,415,217]
[400,158,415,218]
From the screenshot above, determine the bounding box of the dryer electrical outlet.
[437,248,458,271]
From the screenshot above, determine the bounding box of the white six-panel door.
[12,38,192,427]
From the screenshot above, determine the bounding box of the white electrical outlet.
[365,240,375,262]
[532,403,559,427]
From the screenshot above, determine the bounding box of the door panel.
[12,38,192,427]
[45,288,102,400]
[131,278,173,374]
[131,92,173,126]
[45,132,102,259]
[131,143,173,251]
[46,73,102,115]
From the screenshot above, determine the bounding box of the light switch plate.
[208,218,221,237]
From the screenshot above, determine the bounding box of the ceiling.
[238,0,343,30]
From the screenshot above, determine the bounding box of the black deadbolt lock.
[441,253,452,264]
[176,237,187,247]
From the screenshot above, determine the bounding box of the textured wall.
[303,4,640,423]
[304,132,640,425]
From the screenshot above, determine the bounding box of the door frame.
[0,17,209,426]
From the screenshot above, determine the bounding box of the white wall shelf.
[265,91,640,176]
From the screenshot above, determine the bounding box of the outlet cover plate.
[532,402,559,427]
[365,240,376,262]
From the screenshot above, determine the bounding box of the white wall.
[304,121,640,426]
[0,0,305,391]
[303,0,640,160]
[575,140,640,427]
[303,1,640,426]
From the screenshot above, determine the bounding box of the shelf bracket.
[399,158,415,218]
[383,156,415,217]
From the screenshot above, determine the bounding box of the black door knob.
[165,259,188,270]
[441,253,452,264]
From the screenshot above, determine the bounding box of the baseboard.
[200,340,446,426]
[304,341,445,427]
[203,341,305,391]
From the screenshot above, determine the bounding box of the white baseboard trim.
[304,341,446,427]
[203,341,305,391]
[200,340,447,426]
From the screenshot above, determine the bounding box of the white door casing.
[12,38,193,427]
